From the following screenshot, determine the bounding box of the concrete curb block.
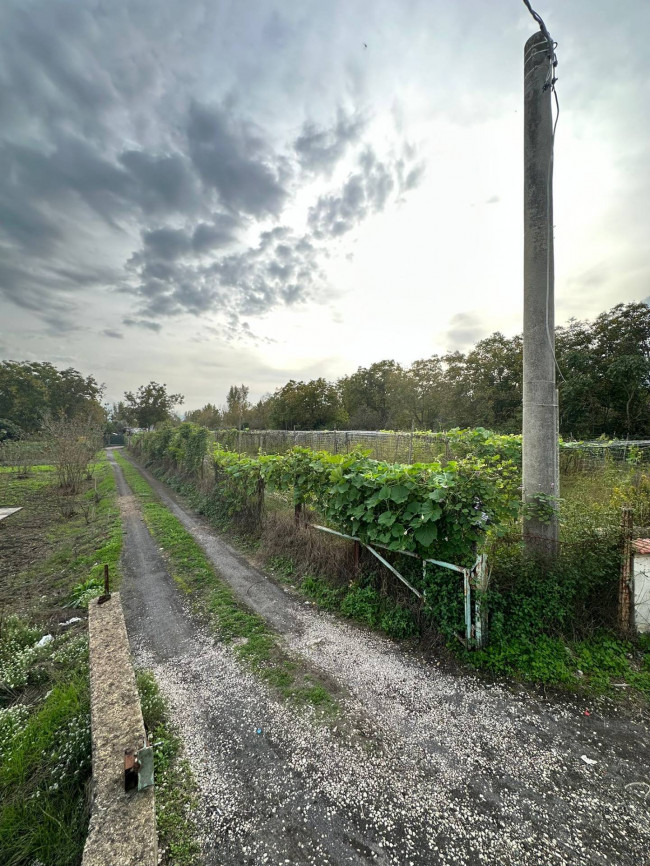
[83,593,157,866]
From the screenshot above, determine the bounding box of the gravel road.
[108,450,650,866]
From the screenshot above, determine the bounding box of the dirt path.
[109,450,650,866]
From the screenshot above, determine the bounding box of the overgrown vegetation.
[132,423,520,566]
[129,424,650,701]
[0,453,122,615]
[0,448,123,865]
[136,671,200,866]
[0,627,92,866]
[113,450,338,713]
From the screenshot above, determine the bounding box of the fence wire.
[212,429,650,467]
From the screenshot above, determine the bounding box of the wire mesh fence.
[212,429,454,463]
[212,428,650,467]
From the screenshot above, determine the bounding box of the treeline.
[0,362,184,440]
[3,302,648,441]
[188,303,650,439]
[0,361,104,438]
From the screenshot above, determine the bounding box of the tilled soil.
[109,450,650,866]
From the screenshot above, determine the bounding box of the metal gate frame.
[311,524,489,648]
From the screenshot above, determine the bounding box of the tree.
[185,403,222,429]
[270,379,346,430]
[0,361,103,432]
[107,401,130,434]
[123,382,184,429]
[556,303,650,438]
[247,395,276,430]
[223,384,250,429]
[338,361,406,429]
[42,413,104,494]
[462,333,523,432]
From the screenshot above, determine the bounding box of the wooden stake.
[619,507,634,632]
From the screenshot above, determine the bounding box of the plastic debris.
[581,755,597,766]
[36,634,53,648]
[583,710,591,716]
[256,728,263,735]
[59,617,82,627]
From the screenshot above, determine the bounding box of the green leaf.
[414,524,438,547]
[378,511,396,526]
[421,503,442,521]
[389,485,410,503]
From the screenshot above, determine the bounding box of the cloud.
[118,151,202,217]
[123,317,162,333]
[0,2,425,338]
[307,145,424,239]
[186,102,289,218]
[102,329,124,339]
[294,109,366,175]
[125,223,323,323]
[445,312,485,350]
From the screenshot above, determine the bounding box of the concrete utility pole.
[523,30,559,553]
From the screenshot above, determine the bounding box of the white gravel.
[132,608,650,866]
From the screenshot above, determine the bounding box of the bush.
[0,419,23,442]
[340,584,380,627]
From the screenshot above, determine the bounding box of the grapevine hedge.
[131,424,520,565]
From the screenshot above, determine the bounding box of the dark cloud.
[294,109,366,174]
[308,145,423,239]
[123,317,162,333]
[445,312,485,349]
[0,1,426,336]
[122,221,323,325]
[118,151,202,217]
[192,215,240,253]
[102,329,124,339]
[187,102,289,218]
[141,227,192,262]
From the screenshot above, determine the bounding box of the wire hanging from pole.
[522,1,565,383]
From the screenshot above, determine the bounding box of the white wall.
[634,553,650,633]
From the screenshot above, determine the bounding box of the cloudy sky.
[1,0,649,410]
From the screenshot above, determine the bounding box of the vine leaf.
[414,524,438,547]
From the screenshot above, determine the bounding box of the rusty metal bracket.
[124,748,139,790]
[97,563,111,605]
[124,736,155,792]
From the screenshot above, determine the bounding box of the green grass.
[0,451,123,865]
[136,671,200,866]
[466,631,650,700]
[0,631,92,866]
[114,450,338,715]
[1,455,123,616]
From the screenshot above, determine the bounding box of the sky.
[1,0,649,411]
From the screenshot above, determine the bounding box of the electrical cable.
[522,2,565,383]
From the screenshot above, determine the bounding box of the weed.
[0,666,92,866]
[137,671,200,866]
[267,554,295,580]
[301,575,344,612]
[0,451,122,865]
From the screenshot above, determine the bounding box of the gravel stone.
[110,451,650,866]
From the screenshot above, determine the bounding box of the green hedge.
[132,425,520,566]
